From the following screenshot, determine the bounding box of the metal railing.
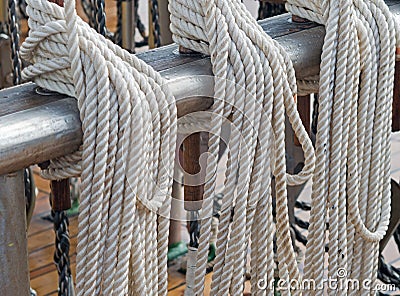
[0,2,399,295]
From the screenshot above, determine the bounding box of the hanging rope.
[284,0,399,294]
[20,0,177,295]
[19,0,400,294]
[170,0,315,295]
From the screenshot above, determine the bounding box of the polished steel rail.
[1,2,399,175]
[0,3,399,295]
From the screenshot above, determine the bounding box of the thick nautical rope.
[20,0,177,295]
[169,0,315,295]
[285,0,398,294]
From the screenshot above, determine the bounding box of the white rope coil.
[285,0,398,294]
[170,0,315,295]
[20,0,398,294]
[21,0,176,295]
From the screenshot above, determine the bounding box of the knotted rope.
[20,0,177,295]
[20,0,398,294]
[169,0,315,295]
[284,0,398,294]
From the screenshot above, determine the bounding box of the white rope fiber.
[21,0,176,295]
[284,0,398,295]
[20,0,399,294]
[171,0,399,295]
[169,1,315,295]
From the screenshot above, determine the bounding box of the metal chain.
[52,209,72,296]
[189,211,200,249]
[17,0,28,19]
[150,0,161,47]
[7,0,21,85]
[311,94,319,135]
[93,0,106,36]
[114,0,122,46]
[378,255,400,289]
[258,1,286,20]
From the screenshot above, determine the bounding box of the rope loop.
[21,0,177,294]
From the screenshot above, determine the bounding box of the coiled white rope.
[20,0,176,295]
[20,0,398,294]
[284,0,398,294]
[170,0,315,295]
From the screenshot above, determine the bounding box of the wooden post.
[121,0,135,52]
[183,132,204,212]
[51,179,71,211]
[158,0,172,45]
[0,171,30,296]
[0,0,7,23]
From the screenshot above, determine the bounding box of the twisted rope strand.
[21,0,176,295]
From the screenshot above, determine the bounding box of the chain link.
[52,209,72,296]
[150,0,161,47]
[258,1,286,20]
[7,0,21,85]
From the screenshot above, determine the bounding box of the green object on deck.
[208,243,216,262]
[66,198,79,217]
[168,241,188,261]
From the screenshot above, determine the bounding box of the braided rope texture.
[18,0,400,295]
[170,0,315,295]
[285,0,399,294]
[20,0,177,295]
